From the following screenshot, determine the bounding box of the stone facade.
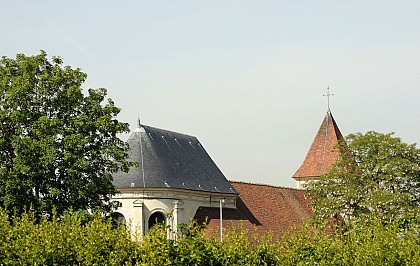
[111,188,236,235]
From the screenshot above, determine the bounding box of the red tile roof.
[194,181,312,237]
[292,111,344,180]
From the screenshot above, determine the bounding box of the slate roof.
[292,111,344,180]
[112,124,237,194]
[194,181,312,237]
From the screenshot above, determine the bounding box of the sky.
[2,1,420,188]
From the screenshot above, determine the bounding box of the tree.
[0,51,133,216]
[306,131,420,225]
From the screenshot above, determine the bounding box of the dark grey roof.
[112,124,237,194]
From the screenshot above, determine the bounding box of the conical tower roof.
[293,111,344,181]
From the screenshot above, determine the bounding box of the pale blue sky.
[2,1,420,187]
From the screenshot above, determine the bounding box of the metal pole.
[220,199,224,242]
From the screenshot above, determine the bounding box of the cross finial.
[137,114,141,128]
[323,86,334,112]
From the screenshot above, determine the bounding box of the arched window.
[110,212,126,228]
[148,212,165,229]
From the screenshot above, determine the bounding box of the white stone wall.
[296,178,318,189]
[110,188,237,236]
[296,180,307,189]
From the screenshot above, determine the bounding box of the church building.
[111,120,238,236]
[111,109,344,237]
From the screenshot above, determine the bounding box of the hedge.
[0,209,419,265]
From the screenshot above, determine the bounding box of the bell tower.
[292,88,345,189]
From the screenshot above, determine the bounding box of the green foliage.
[0,51,133,216]
[134,222,279,266]
[306,131,420,225]
[0,208,137,265]
[276,221,420,265]
[0,209,419,265]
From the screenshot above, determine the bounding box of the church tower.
[110,120,238,236]
[292,110,344,189]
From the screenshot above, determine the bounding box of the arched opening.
[148,211,165,229]
[110,212,126,228]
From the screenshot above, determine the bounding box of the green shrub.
[0,209,135,265]
[0,208,419,265]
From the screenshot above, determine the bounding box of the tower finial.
[133,114,143,133]
[323,86,334,112]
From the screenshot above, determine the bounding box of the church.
[110,109,344,237]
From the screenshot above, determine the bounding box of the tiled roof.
[112,124,237,194]
[194,181,312,236]
[292,111,344,180]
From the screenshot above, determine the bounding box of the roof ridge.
[142,124,197,139]
[229,180,302,190]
